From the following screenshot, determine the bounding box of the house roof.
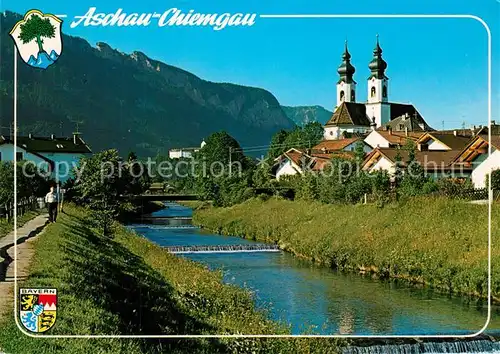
[363,147,463,171]
[0,135,92,154]
[373,130,424,146]
[275,148,357,174]
[451,135,500,165]
[312,137,362,152]
[417,133,472,151]
[325,102,371,127]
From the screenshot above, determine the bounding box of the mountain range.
[1,11,331,157]
[281,105,333,126]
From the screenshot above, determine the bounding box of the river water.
[129,203,500,336]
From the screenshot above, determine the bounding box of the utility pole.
[228,146,232,177]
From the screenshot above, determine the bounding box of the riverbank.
[192,197,498,300]
[0,205,344,353]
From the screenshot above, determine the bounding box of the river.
[128,203,500,336]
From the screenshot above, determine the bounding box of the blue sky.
[3,0,498,130]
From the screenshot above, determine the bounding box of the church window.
[329,130,334,136]
[370,87,376,98]
[382,86,387,98]
[351,90,355,101]
[340,90,345,101]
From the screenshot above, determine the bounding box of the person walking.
[45,186,59,223]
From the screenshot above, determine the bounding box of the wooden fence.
[0,197,39,223]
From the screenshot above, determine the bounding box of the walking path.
[0,215,48,319]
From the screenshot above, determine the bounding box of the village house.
[362,147,470,180]
[168,140,206,159]
[451,135,500,188]
[0,133,92,182]
[274,138,371,179]
[364,129,424,149]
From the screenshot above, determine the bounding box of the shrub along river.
[129,203,500,336]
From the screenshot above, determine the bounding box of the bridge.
[165,244,280,254]
[122,194,200,201]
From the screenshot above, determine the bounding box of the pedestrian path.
[0,214,48,324]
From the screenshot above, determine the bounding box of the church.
[323,36,432,140]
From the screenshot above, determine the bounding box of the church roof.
[368,35,388,80]
[337,41,356,84]
[380,113,433,132]
[388,103,430,128]
[325,102,371,127]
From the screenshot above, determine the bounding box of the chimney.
[50,134,55,140]
[405,126,408,137]
[370,117,377,131]
[388,127,392,135]
[72,132,80,145]
[453,130,457,136]
[28,133,33,139]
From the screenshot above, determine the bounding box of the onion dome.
[337,41,356,84]
[368,35,388,80]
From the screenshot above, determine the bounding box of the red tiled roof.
[375,130,424,145]
[325,102,371,126]
[312,138,361,152]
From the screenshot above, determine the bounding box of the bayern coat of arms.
[19,288,57,333]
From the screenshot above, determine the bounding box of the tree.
[73,149,146,235]
[195,131,249,176]
[300,122,324,148]
[19,14,56,53]
[267,130,289,160]
[354,141,366,167]
[399,141,429,196]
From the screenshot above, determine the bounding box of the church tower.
[366,35,390,127]
[336,41,356,107]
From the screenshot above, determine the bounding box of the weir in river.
[165,243,280,254]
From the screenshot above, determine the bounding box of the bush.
[491,169,500,190]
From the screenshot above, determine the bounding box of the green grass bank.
[0,205,344,353]
[192,197,498,300]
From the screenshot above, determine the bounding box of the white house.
[416,132,472,152]
[364,129,423,149]
[362,147,470,180]
[0,133,92,182]
[274,148,310,180]
[451,135,500,188]
[168,140,206,159]
[274,139,369,180]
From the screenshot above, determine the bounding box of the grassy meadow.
[0,210,41,239]
[193,197,498,300]
[0,205,345,353]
